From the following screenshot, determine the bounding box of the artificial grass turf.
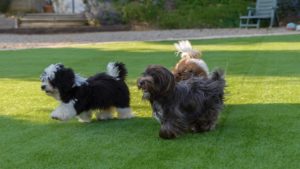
[0,35,299,169]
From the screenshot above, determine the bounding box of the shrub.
[86,0,124,26]
[0,0,11,13]
[117,0,250,28]
[277,0,300,24]
[117,0,162,23]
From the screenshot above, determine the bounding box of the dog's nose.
[41,85,46,90]
[51,116,60,120]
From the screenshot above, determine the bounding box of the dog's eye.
[49,80,56,87]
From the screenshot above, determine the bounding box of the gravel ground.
[0,28,299,50]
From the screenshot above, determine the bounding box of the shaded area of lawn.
[0,103,299,169]
[0,34,300,169]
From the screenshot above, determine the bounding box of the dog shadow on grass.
[216,103,300,138]
[1,103,299,167]
[1,103,299,169]
[1,103,299,142]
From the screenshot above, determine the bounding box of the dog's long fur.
[40,62,133,122]
[173,40,209,81]
[138,65,225,139]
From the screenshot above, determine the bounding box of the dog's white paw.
[76,111,92,123]
[51,110,73,121]
[117,107,134,119]
[50,101,77,121]
[96,111,113,120]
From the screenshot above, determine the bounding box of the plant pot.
[43,5,54,13]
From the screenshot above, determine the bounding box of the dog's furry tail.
[174,40,202,59]
[207,69,226,100]
[210,69,225,81]
[106,62,128,81]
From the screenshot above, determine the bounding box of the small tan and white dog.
[173,40,209,82]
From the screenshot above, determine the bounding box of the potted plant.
[43,0,54,13]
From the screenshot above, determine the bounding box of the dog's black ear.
[54,68,75,96]
[146,65,175,96]
[55,63,64,69]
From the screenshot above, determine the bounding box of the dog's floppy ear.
[54,68,75,94]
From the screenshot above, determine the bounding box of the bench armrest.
[246,7,256,16]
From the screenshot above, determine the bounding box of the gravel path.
[0,28,299,50]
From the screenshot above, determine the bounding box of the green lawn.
[0,35,299,169]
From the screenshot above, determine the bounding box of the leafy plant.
[117,0,250,28]
[0,0,11,13]
[277,0,300,24]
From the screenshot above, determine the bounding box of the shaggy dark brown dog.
[137,65,225,139]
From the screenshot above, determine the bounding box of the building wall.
[53,0,86,14]
[9,0,45,13]
[9,0,86,14]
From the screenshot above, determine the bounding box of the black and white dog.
[137,65,225,139]
[40,62,133,122]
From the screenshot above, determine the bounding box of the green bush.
[117,0,162,23]
[0,0,11,13]
[158,3,246,28]
[116,0,251,28]
[277,0,300,24]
